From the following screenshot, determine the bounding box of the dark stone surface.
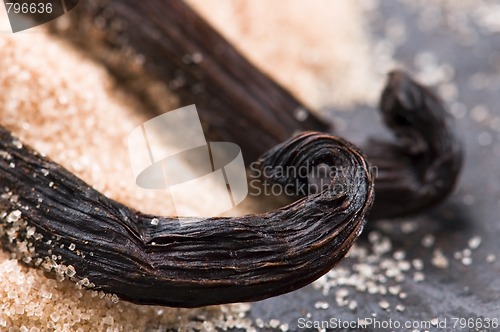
[246,1,500,331]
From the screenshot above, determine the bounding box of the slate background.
[246,1,500,331]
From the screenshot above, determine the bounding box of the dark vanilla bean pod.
[42,0,330,164]
[367,70,463,219]
[0,128,373,307]
[40,0,462,218]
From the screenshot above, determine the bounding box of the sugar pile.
[186,0,382,109]
[0,31,257,331]
[0,1,384,328]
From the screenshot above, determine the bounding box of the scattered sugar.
[66,265,76,278]
[269,319,280,328]
[453,239,482,267]
[461,257,473,266]
[378,299,390,310]
[412,258,424,271]
[421,234,435,248]
[393,250,406,260]
[486,254,496,263]
[12,139,23,149]
[348,300,358,311]
[468,236,482,249]
[312,229,439,317]
[6,210,22,223]
[388,285,401,296]
[25,227,36,238]
[413,272,425,282]
[431,249,449,269]
[395,304,405,312]
[314,301,330,309]
[0,150,12,160]
[401,221,418,234]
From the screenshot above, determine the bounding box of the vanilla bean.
[44,0,330,164]
[365,70,463,219]
[42,1,461,218]
[0,128,373,307]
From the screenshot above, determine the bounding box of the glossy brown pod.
[0,129,374,307]
[366,70,463,219]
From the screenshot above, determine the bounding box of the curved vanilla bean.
[366,70,463,219]
[42,0,330,164]
[0,128,373,307]
[35,0,461,218]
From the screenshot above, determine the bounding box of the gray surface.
[245,1,500,331]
